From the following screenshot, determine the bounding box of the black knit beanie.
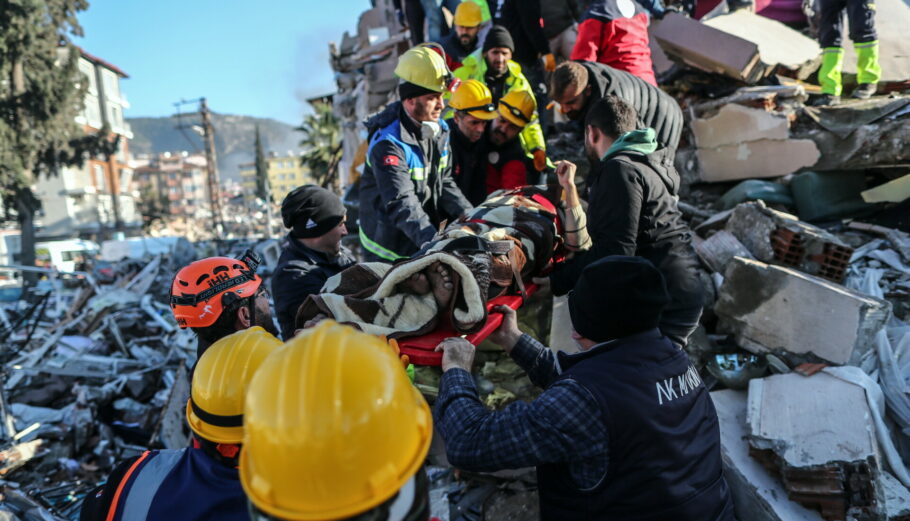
[483,25,515,54]
[568,256,670,343]
[399,81,438,100]
[280,185,345,239]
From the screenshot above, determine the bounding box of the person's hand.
[487,305,522,352]
[532,149,548,172]
[555,160,577,192]
[542,53,556,72]
[302,313,328,329]
[435,337,476,373]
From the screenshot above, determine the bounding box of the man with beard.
[549,60,683,171]
[359,45,473,262]
[484,89,538,194]
[169,251,281,358]
[272,185,356,339]
[549,96,703,348]
[454,25,549,174]
[438,1,483,70]
[447,79,498,205]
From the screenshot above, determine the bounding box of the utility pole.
[199,98,224,236]
[173,98,224,237]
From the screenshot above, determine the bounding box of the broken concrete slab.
[863,174,910,204]
[696,139,820,183]
[696,230,755,273]
[715,257,891,366]
[692,103,790,149]
[651,12,765,82]
[882,471,910,521]
[652,11,820,83]
[746,372,883,520]
[711,389,825,521]
[724,201,854,282]
[702,10,821,79]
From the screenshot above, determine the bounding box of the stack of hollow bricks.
[770,227,854,283]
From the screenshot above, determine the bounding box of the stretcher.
[397,283,540,366]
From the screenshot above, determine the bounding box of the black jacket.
[540,0,582,39]
[550,148,702,320]
[271,235,355,339]
[359,102,472,261]
[494,0,552,68]
[539,329,735,521]
[581,61,684,155]
[447,118,491,206]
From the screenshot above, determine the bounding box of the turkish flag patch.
[383,155,400,166]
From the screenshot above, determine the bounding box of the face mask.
[421,120,441,138]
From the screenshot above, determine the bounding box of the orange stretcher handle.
[397,284,539,366]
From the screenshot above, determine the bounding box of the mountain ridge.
[127,113,302,182]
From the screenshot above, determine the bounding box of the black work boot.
[851,83,877,99]
[809,94,840,106]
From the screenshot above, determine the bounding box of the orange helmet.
[169,251,262,328]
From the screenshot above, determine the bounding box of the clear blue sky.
[77,0,370,125]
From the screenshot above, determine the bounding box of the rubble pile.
[0,237,287,520]
[0,256,196,520]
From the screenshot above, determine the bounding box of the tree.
[296,102,342,192]
[254,125,270,202]
[0,0,116,279]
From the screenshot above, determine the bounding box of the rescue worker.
[571,0,659,86]
[434,256,735,521]
[272,185,355,339]
[437,1,483,70]
[485,89,539,194]
[541,0,582,62]
[814,0,882,103]
[550,96,703,347]
[446,79,497,205]
[359,45,473,263]
[549,60,683,167]
[240,321,434,521]
[169,251,278,358]
[454,25,549,174]
[80,327,282,521]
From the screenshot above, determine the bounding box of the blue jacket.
[82,447,249,521]
[358,102,471,262]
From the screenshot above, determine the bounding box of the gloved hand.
[532,149,548,172]
[543,53,557,72]
[387,338,411,369]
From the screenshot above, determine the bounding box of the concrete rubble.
[747,372,882,520]
[0,239,279,520]
[715,256,890,365]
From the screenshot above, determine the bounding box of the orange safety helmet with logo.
[169,251,262,328]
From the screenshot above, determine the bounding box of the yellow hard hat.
[394,44,454,93]
[450,79,497,120]
[454,1,483,27]
[185,326,282,444]
[498,89,537,128]
[240,321,432,521]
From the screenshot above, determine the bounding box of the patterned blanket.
[295,185,563,338]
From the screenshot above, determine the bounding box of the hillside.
[128,113,302,181]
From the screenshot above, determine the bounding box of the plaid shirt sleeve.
[434,367,608,485]
[509,334,563,388]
